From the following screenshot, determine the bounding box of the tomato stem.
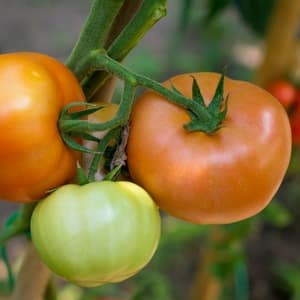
[66,0,125,71]
[82,0,167,99]
[60,50,227,136]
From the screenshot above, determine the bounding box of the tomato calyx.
[183,74,229,133]
[59,102,105,154]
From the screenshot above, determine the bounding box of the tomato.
[290,107,300,144]
[0,52,85,202]
[266,79,296,109]
[127,73,291,224]
[31,181,161,287]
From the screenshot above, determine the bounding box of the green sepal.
[60,102,104,119]
[191,77,205,106]
[208,73,225,113]
[76,162,90,185]
[68,105,104,119]
[71,132,100,143]
[169,81,184,97]
[185,73,228,134]
[61,133,101,154]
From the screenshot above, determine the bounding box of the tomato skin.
[0,52,85,202]
[127,73,291,224]
[31,181,161,287]
[266,79,296,109]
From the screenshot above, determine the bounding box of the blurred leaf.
[259,201,292,227]
[274,262,300,299]
[204,0,232,24]
[179,0,193,33]
[130,272,172,300]
[233,0,275,36]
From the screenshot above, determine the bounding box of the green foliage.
[233,0,275,36]
[204,0,232,24]
[201,0,276,37]
[259,201,292,228]
[274,262,300,300]
[130,272,172,300]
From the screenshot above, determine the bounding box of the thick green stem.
[66,0,125,71]
[60,50,214,134]
[60,67,136,133]
[82,0,167,99]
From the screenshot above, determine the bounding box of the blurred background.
[0,0,300,299]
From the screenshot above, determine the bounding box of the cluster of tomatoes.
[266,79,300,144]
[0,52,292,288]
[0,52,160,287]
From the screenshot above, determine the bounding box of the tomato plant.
[0,52,85,202]
[31,181,161,287]
[266,79,296,109]
[127,72,291,224]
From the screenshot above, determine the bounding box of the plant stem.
[66,0,125,71]
[104,0,143,48]
[83,0,167,99]
[10,243,51,300]
[61,50,214,134]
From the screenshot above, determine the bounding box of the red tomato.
[127,73,291,224]
[290,107,300,144]
[266,79,296,109]
[0,52,85,202]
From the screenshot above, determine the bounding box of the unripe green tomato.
[31,181,161,287]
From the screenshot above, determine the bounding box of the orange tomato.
[127,73,291,224]
[0,52,85,202]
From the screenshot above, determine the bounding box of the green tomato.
[31,181,161,287]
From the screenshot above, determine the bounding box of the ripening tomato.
[290,107,300,144]
[31,181,161,287]
[266,79,296,109]
[127,73,291,224]
[0,52,85,202]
